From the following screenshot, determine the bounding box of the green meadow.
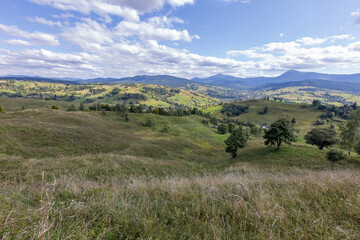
[0,96,360,239]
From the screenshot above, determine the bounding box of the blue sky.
[0,0,359,78]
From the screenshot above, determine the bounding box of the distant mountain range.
[2,70,360,92]
[191,70,360,90]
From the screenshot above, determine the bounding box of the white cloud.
[0,23,59,46]
[29,0,140,22]
[297,35,353,46]
[1,39,31,46]
[27,17,62,27]
[115,20,195,42]
[226,35,360,72]
[28,0,195,22]
[351,9,360,25]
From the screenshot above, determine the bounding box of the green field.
[253,86,360,106]
[0,80,219,109]
[0,95,360,239]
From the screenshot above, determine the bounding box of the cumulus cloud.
[0,48,101,77]
[226,35,360,72]
[29,0,140,22]
[0,23,59,46]
[28,0,195,22]
[27,16,62,27]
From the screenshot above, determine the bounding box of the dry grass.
[1,153,360,239]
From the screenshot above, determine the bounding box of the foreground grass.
[1,156,360,239]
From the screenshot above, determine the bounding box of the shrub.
[326,148,348,169]
[228,122,236,133]
[202,119,209,125]
[0,105,5,113]
[144,114,156,127]
[161,121,171,133]
[218,123,229,134]
[79,103,86,111]
[67,105,77,111]
[51,105,59,110]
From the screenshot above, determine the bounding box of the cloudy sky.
[0,0,359,79]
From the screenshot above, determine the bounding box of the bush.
[326,148,348,169]
[79,103,86,111]
[144,114,156,127]
[202,119,209,125]
[67,105,77,111]
[161,121,171,133]
[0,105,5,113]
[218,123,229,134]
[228,122,236,133]
[51,105,59,110]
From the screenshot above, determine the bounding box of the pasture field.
[0,97,360,239]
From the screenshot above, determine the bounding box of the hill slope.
[0,100,360,238]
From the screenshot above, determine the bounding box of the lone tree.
[218,123,229,134]
[340,111,360,155]
[304,127,338,150]
[225,126,249,158]
[259,105,268,115]
[264,118,296,149]
[326,148,348,169]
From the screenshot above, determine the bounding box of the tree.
[264,118,296,149]
[263,105,268,114]
[0,105,5,114]
[326,148,348,169]
[304,128,338,150]
[259,105,268,115]
[79,103,86,111]
[67,105,76,111]
[225,126,249,158]
[218,123,229,134]
[313,100,321,106]
[340,111,360,155]
[228,122,236,133]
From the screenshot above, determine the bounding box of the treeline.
[221,104,249,117]
[312,100,357,125]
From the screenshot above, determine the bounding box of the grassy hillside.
[252,86,360,106]
[0,80,219,108]
[206,99,328,135]
[1,99,360,239]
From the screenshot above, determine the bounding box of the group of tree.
[221,104,249,117]
[223,115,352,169]
[225,118,296,158]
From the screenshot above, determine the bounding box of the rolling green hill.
[1,97,360,238]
